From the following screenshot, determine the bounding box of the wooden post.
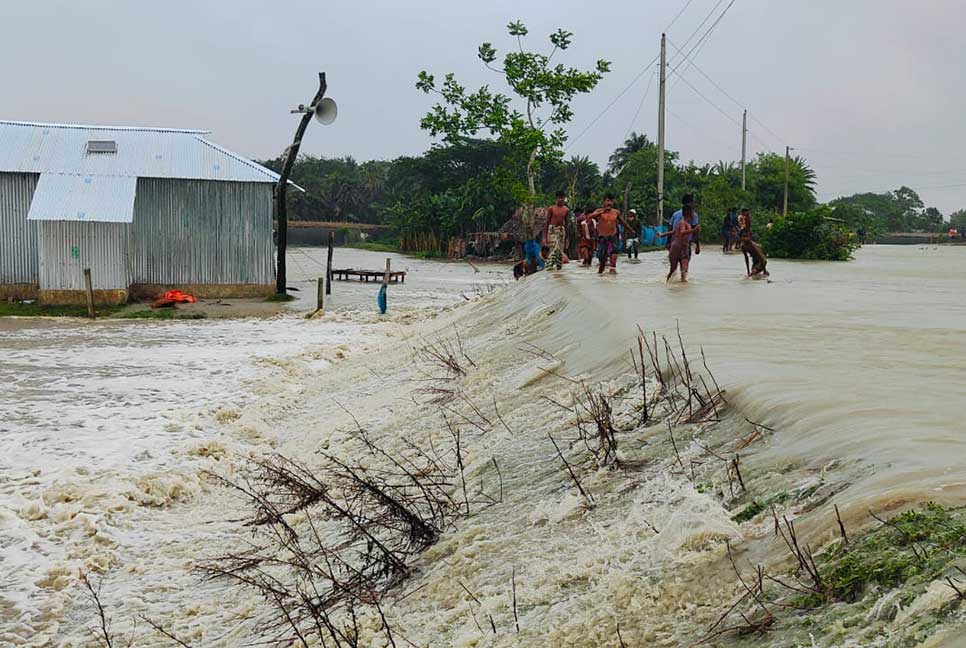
[316,276,324,312]
[276,73,328,296]
[383,257,391,285]
[83,268,95,319]
[325,230,334,295]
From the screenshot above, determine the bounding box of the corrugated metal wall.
[130,178,274,285]
[37,221,130,289]
[0,172,39,284]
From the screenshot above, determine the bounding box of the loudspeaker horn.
[314,98,338,125]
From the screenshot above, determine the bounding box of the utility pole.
[783,145,791,217]
[656,33,667,226]
[276,73,328,295]
[740,110,748,191]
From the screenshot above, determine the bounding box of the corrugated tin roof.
[27,173,137,223]
[0,120,282,185]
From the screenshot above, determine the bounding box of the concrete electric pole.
[741,110,748,191]
[783,145,791,217]
[656,33,667,226]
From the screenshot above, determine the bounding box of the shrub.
[758,205,860,261]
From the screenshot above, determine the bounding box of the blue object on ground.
[523,239,545,270]
[377,284,387,314]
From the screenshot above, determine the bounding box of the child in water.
[657,205,699,282]
[740,232,769,279]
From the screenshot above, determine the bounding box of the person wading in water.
[543,192,570,271]
[740,230,769,279]
[624,208,642,260]
[657,204,699,282]
[576,207,596,267]
[589,194,635,274]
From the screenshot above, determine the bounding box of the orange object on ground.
[163,290,197,303]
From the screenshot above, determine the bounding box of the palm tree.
[608,132,652,174]
[563,155,601,207]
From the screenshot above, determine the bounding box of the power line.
[672,0,728,58]
[567,52,661,149]
[747,113,785,147]
[667,107,741,156]
[672,68,741,127]
[665,36,784,153]
[665,0,699,32]
[623,67,658,141]
[669,0,738,79]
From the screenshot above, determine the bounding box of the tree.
[416,21,610,239]
[950,209,966,229]
[829,187,942,233]
[608,132,651,175]
[747,153,816,214]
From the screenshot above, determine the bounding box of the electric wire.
[622,66,658,141]
[567,52,661,149]
[665,0,698,32]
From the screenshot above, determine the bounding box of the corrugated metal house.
[0,120,283,304]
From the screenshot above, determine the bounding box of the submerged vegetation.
[758,205,862,261]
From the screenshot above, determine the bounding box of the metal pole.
[325,230,334,295]
[741,110,748,191]
[83,268,95,319]
[276,73,328,295]
[656,33,667,226]
[783,145,790,217]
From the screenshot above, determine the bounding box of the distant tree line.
[260,133,821,248]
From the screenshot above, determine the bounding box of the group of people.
[516,192,768,282]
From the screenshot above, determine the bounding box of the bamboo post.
[83,268,95,319]
[326,231,334,295]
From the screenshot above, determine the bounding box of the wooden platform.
[331,268,406,283]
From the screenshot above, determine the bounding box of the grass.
[264,293,297,303]
[1,300,208,320]
[818,503,966,603]
[0,301,126,318]
[117,309,207,320]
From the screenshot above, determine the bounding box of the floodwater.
[0,244,963,646]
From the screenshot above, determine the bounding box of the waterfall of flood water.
[1,245,963,646]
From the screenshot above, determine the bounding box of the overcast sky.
[3,0,965,214]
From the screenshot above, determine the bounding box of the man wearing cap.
[624,208,642,259]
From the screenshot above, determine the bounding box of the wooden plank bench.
[331,268,406,284]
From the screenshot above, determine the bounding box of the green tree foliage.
[416,21,610,234]
[830,187,944,233]
[757,205,861,261]
[949,209,966,229]
[261,155,390,223]
[747,153,817,214]
[607,132,651,174]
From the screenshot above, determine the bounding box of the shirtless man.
[739,231,769,279]
[657,204,699,282]
[589,194,636,274]
[543,192,570,271]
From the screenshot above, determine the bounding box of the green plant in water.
[787,503,966,608]
[732,492,790,524]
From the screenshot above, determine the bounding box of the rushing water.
[0,245,963,646]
